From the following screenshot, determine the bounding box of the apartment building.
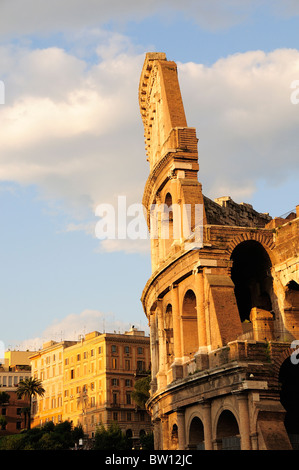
[0,350,33,434]
[30,340,77,427]
[30,328,152,441]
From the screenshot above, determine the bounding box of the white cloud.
[18,308,147,351]
[178,48,299,207]
[0,40,299,254]
[1,0,298,39]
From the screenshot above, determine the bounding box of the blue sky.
[0,0,298,351]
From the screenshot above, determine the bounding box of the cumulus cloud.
[0,40,147,213]
[1,39,299,254]
[0,0,298,39]
[178,48,299,205]
[18,308,148,351]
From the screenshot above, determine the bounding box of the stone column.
[149,311,158,393]
[237,394,251,450]
[176,409,186,450]
[202,401,213,450]
[161,415,169,450]
[153,417,162,450]
[194,268,207,349]
[171,284,182,359]
[156,300,167,388]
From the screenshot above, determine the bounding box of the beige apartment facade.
[31,340,76,427]
[30,328,152,441]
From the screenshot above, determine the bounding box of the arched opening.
[188,417,205,450]
[170,423,178,449]
[216,410,240,450]
[279,356,299,449]
[162,193,173,256]
[231,241,273,322]
[165,304,174,365]
[182,289,198,357]
[284,280,299,316]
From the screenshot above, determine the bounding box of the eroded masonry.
[139,52,299,450]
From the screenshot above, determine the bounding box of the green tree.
[93,423,130,450]
[132,374,151,408]
[0,391,10,405]
[140,431,154,450]
[0,415,7,431]
[16,377,45,429]
[0,420,84,450]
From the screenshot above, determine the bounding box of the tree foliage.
[0,420,84,450]
[16,377,45,429]
[93,422,131,450]
[131,374,151,408]
[0,392,10,405]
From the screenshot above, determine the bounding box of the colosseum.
[139,52,299,450]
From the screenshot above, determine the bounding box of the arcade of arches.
[139,52,299,450]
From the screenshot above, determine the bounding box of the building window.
[137,361,145,372]
[126,393,131,405]
[112,358,117,369]
[70,369,75,379]
[125,360,130,371]
[77,354,81,361]
[111,345,117,353]
[112,379,119,386]
[112,393,118,405]
[125,379,132,387]
[137,347,143,355]
[113,412,118,421]
[124,346,130,354]
[127,412,132,421]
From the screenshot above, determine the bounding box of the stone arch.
[216,409,241,450]
[227,231,275,261]
[161,191,173,244]
[271,346,294,383]
[284,280,299,335]
[188,416,205,450]
[181,289,198,357]
[230,240,275,323]
[164,303,174,365]
[170,423,179,449]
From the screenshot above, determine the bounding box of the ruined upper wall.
[204,195,272,228]
[139,53,275,230]
[139,53,198,170]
